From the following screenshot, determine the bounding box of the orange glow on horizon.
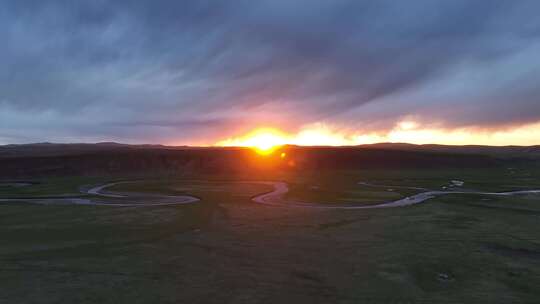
[216,128,288,155]
[214,121,540,148]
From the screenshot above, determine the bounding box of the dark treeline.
[0,144,520,178]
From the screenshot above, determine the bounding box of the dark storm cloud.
[1,0,540,143]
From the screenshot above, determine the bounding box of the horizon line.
[1,141,539,148]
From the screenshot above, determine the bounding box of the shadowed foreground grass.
[1,169,539,303]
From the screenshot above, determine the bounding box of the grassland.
[1,165,539,303]
[0,177,106,198]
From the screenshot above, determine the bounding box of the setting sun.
[248,133,284,155]
[215,124,361,151]
[216,128,288,155]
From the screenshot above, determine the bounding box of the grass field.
[1,167,539,303]
[0,177,106,198]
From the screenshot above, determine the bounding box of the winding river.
[0,180,538,208]
[251,181,540,209]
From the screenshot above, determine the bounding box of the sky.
[2,0,540,146]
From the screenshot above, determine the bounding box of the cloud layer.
[1,0,540,144]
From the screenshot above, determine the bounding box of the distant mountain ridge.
[1,142,540,158]
[0,142,178,158]
[360,143,540,158]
